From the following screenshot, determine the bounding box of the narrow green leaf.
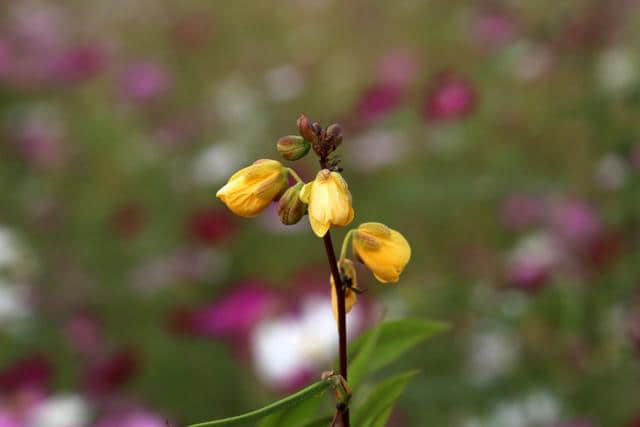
[299,415,333,427]
[188,380,331,426]
[348,318,382,389]
[352,370,420,427]
[349,319,449,376]
[258,392,323,427]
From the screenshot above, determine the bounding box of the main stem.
[319,156,350,427]
[323,231,350,427]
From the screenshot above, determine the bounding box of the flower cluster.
[216,115,412,320]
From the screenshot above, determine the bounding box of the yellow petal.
[353,223,411,284]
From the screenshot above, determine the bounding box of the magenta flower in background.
[472,7,517,50]
[349,48,417,129]
[96,409,166,427]
[351,83,405,128]
[83,349,139,396]
[423,71,477,121]
[172,281,275,338]
[500,193,545,230]
[52,43,106,84]
[506,233,559,292]
[188,207,235,244]
[0,355,52,395]
[119,61,171,103]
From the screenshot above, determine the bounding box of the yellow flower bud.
[277,182,306,225]
[276,135,310,161]
[299,169,355,237]
[216,159,288,217]
[352,222,411,283]
[330,258,358,321]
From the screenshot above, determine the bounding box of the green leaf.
[365,406,393,427]
[349,318,449,379]
[348,317,382,389]
[258,393,324,427]
[188,380,332,426]
[352,370,420,427]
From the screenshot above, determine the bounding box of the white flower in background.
[488,401,527,427]
[192,142,246,185]
[594,153,628,191]
[0,226,21,269]
[510,41,553,82]
[213,78,258,124]
[468,329,519,385]
[264,64,305,102]
[28,394,91,427]
[258,204,307,234]
[523,389,560,425]
[251,294,362,387]
[0,279,31,326]
[349,130,408,171]
[597,47,638,96]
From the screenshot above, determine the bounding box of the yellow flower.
[216,159,288,217]
[299,169,354,237]
[330,258,358,321]
[352,222,411,283]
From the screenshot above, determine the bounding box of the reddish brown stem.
[322,231,350,427]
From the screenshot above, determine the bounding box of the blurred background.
[0,0,639,426]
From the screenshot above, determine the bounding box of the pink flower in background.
[376,48,418,89]
[110,203,147,239]
[96,409,166,427]
[549,199,602,249]
[631,144,640,169]
[423,71,477,121]
[472,8,517,49]
[554,421,595,427]
[119,61,171,103]
[5,2,64,88]
[188,207,235,244]
[12,113,65,169]
[52,43,106,84]
[65,313,103,357]
[172,281,275,338]
[0,39,12,79]
[500,194,545,230]
[0,412,20,427]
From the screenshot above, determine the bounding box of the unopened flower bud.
[277,182,307,225]
[297,114,317,143]
[216,159,288,217]
[326,123,343,147]
[276,135,310,161]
